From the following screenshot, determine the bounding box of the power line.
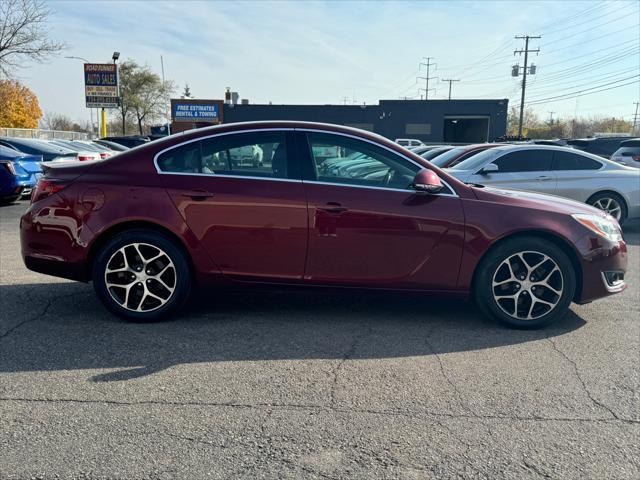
[525,77,640,106]
[539,1,635,36]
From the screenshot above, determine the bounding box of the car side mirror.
[480,163,499,174]
[412,169,444,194]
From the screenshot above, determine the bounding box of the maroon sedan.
[21,122,627,328]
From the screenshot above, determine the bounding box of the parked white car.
[445,145,640,223]
[49,140,101,162]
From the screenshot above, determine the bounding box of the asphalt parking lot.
[0,200,638,479]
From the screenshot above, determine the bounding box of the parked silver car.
[444,145,640,223]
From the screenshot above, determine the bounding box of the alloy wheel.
[491,251,563,321]
[592,197,622,221]
[104,242,176,312]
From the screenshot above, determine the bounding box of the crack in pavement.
[1,396,638,425]
[522,456,552,479]
[0,291,91,340]
[329,324,373,410]
[424,326,475,415]
[547,337,622,421]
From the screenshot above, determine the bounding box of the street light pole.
[64,56,98,136]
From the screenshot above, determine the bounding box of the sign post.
[84,63,119,137]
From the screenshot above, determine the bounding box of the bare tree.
[40,111,73,131]
[0,0,64,78]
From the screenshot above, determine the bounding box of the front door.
[300,131,465,290]
[157,130,308,281]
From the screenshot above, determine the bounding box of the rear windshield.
[613,146,640,156]
[449,148,503,170]
[431,147,466,167]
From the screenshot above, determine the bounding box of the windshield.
[430,147,466,167]
[421,147,452,160]
[449,148,503,170]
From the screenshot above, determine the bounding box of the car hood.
[471,185,609,219]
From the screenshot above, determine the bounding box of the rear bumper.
[20,194,93,282]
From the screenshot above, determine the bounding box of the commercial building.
[171,97,508,143]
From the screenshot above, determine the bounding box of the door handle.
[319,202,348,214]
[181,190,214,200]
[534,175,552,181]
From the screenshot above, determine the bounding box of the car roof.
[153,121,405,153]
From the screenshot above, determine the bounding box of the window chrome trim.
[151,126,458,196]
[296,128,458,197]
[302,180,457,197]
[156,171,302,183]
[152,128,294,175]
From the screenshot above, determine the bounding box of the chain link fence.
[0,128,93,141]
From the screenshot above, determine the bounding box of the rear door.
[157,130,309,281]
[552,150,604,202]
[469,149,556,195]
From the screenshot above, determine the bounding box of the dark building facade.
[222,99,508,143]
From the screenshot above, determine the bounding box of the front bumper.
[575,233,628,303]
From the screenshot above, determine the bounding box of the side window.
[553,151,602,170]
[157,131,289,178]
[157,142,201,173]
[493,150,553,172]
[308,133,419,189]
[201,131,287,178]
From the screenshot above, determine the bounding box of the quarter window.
[307,133,419,189]
[493,150,553,172]
[552,151,602,170]
[157,131,289,178]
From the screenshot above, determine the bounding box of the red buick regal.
[20,122,627,328]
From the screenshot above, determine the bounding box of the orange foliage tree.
[0,80,42,128]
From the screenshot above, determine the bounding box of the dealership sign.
[172,102,220,122]
[84,63,119,108]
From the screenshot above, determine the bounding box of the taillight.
[31,179,67,203]
[99,152,112,159]
[78,155,92,161]
[632,155,640,162]
[1,161,17,175]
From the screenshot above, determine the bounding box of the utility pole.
[632,102,639,134]
[418,57,437,100]
[547,111,555,125]
[341,96,349,105]
[514,35,540,138]
[442,79,460,100]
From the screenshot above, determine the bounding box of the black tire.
[587,191,627,224]
[92,229,192,322]
[474,236,576,329]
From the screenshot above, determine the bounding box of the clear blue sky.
[19,0,640,125]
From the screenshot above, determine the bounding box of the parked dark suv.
[566,137,636,158]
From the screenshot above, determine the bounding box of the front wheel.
[92,229,192,322]
[474,237,576,329]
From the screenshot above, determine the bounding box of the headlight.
[572,213,622,242]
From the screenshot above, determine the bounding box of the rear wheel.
[93,229,191,322]
[587,192,627,224]
[474,237,576,329]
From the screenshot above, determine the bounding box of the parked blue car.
[0,145,43,203]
